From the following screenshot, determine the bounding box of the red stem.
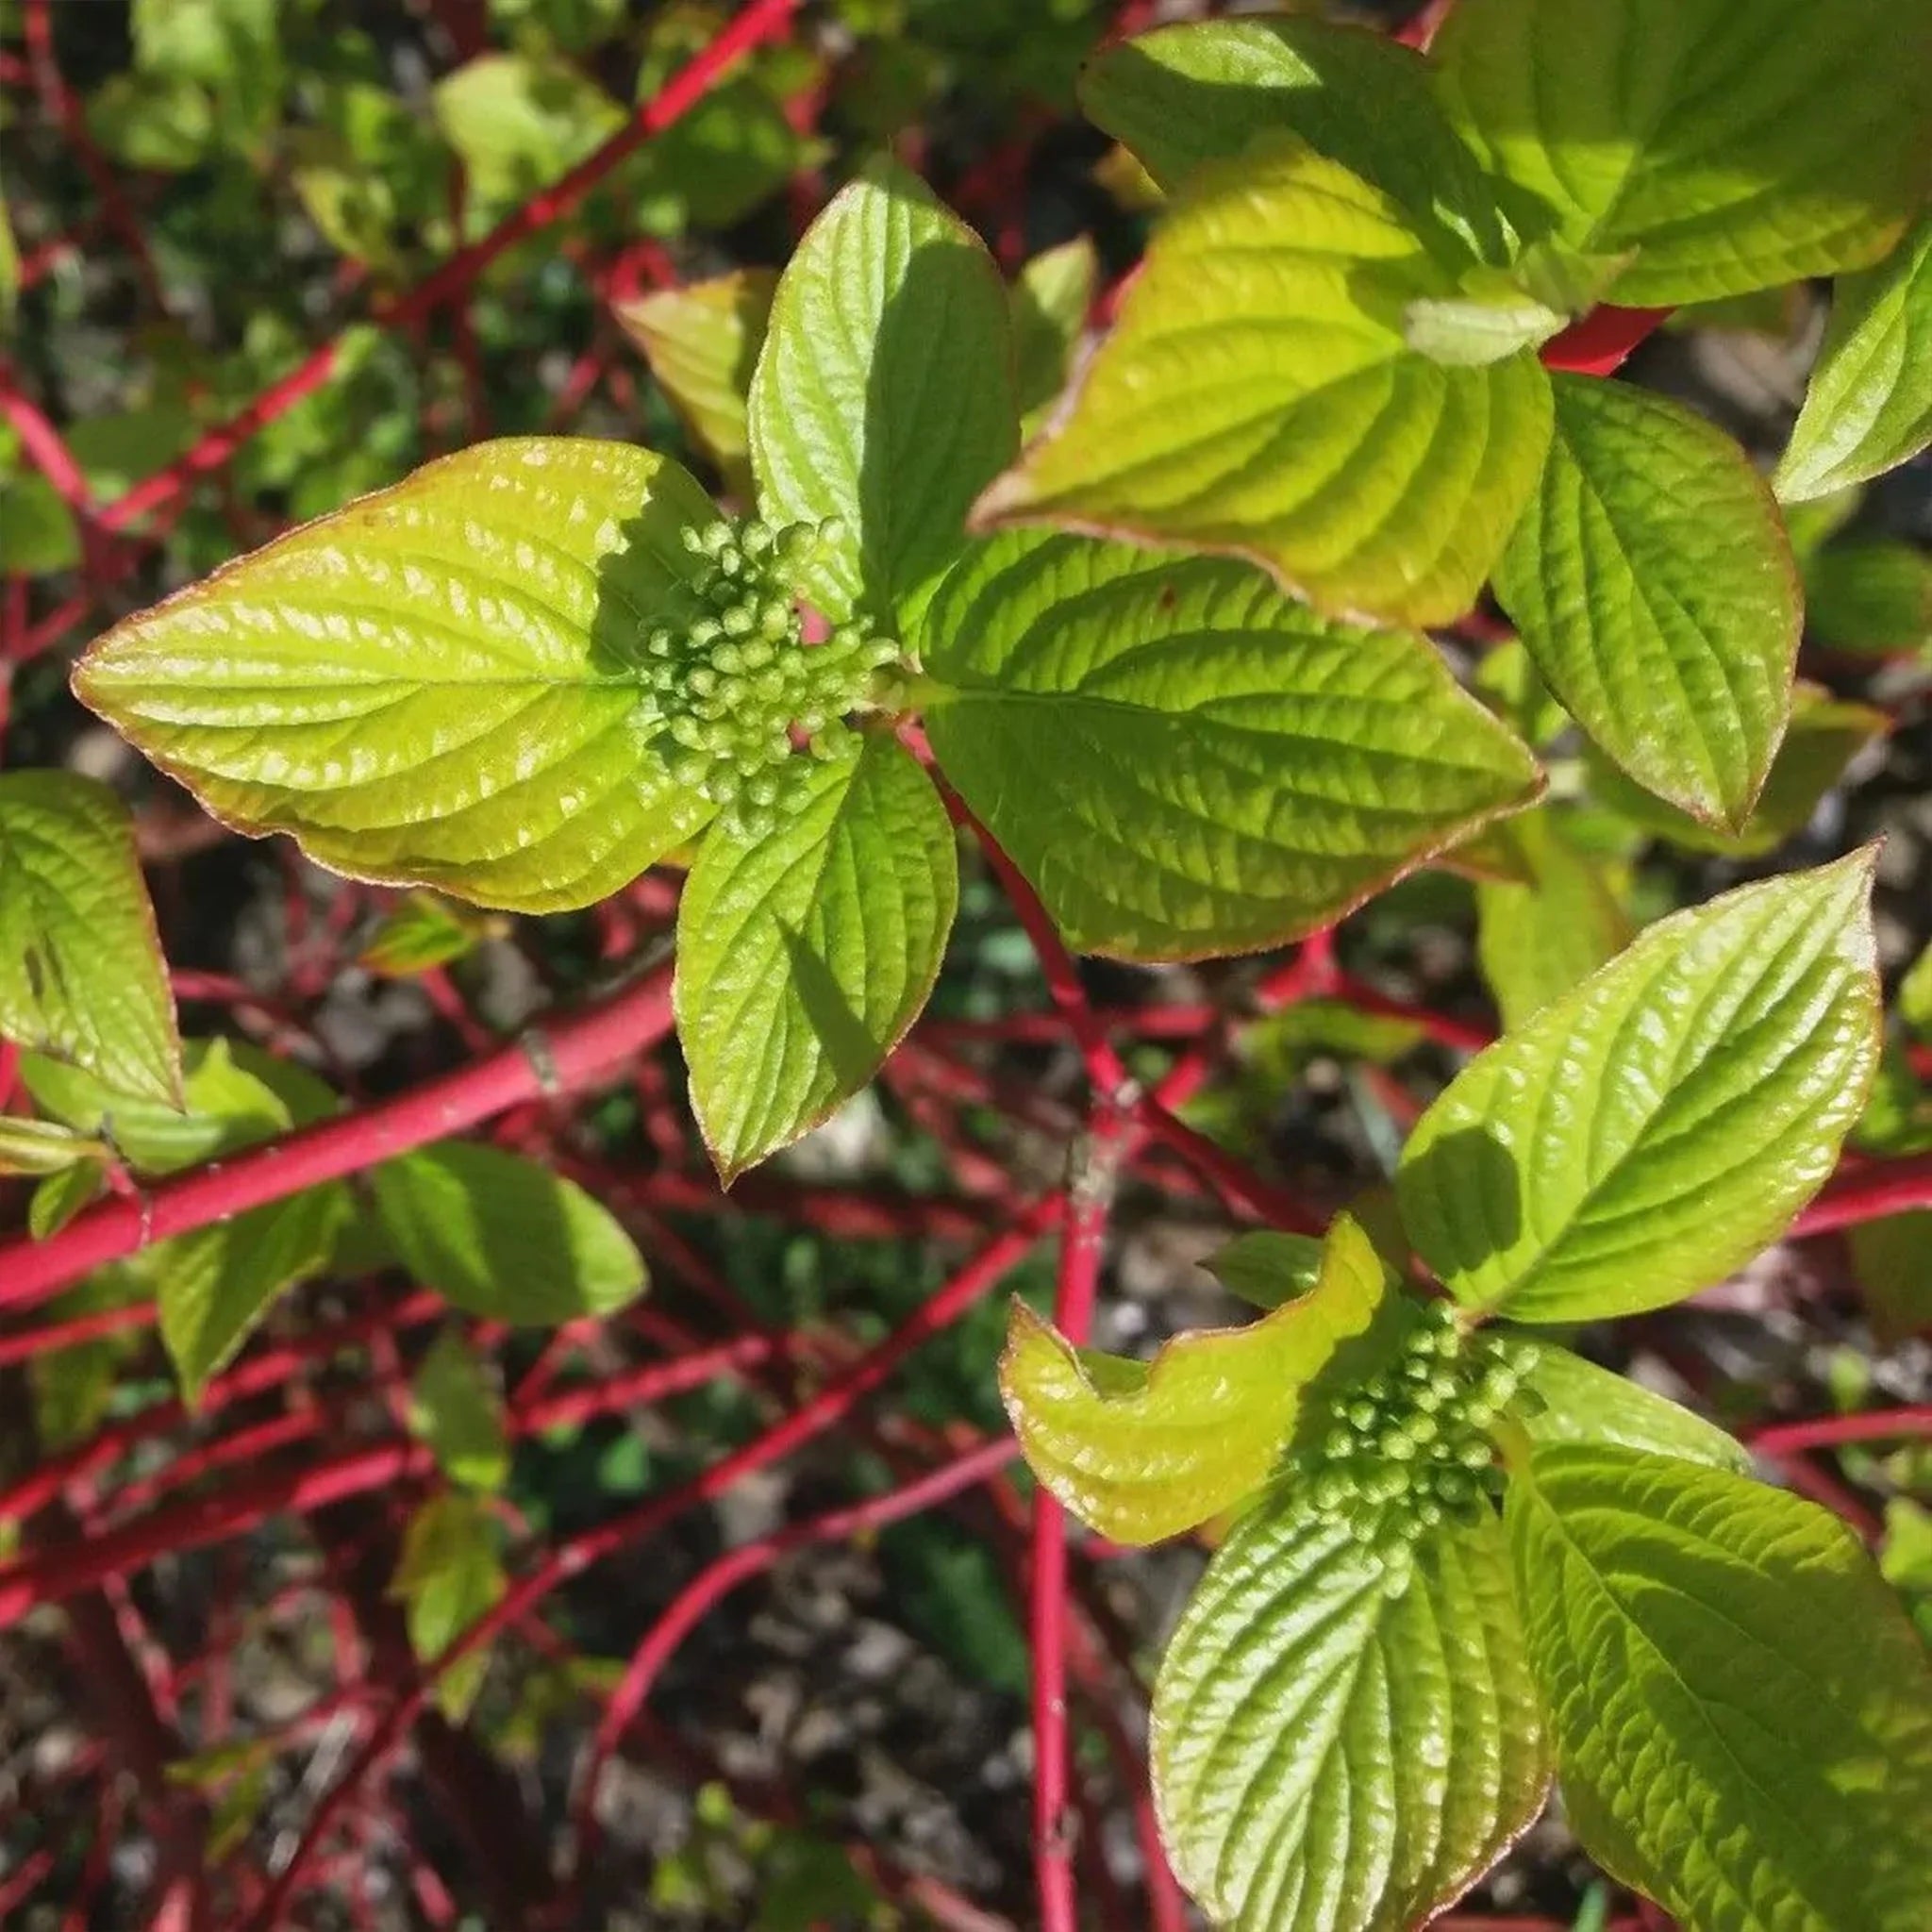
[1792,1155,1932,1237]
[92,0,799,538]
[1541,304,1674,376]
[1747,1406,1932,1457]
[239,1203,1064,1927]
[0,963,676,1313]
[571,1436,1018,1868]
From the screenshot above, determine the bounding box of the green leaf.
[0,182,17,334]
[409,1328,510,1492]
[614,270,776,498]
[22,1037,295,1176]
[921,530,1541,959]
[0,773,183,1106]
[392,1491,505,1724]
[998,1215,1391,1544]
[1396,855,1881,1323]
[103,1041,349,1402]
[0,1115,106,1178]
[1207,1230,1325,1312]
[372,1140,646,1324]
[1434,0,1932,305]
[1508,1342,1748,1473]
[974,136,1553,628]
[675,735,956,1183]
[1403,287,1566,369]
[631,80,801,236]
[29,1267,143,1452]
[1777,215,1932,503]
[88,73,217,172]
[1493,375,1800,831]
[1583,684,1890,858]
[1804,541,1932,658]
[1010,239,1095,438]
[431,54,623,220]
[1903,941,1932,1043]
[1507,1444,1932,1932]
[1078,16,1507,265]
[358,891,501,979]
[748,158,1016,626]
[158,1180,349,1405]
[29,1158,105,1240]
[1475,808,1633,1030]
[75,439,725,914]
[1154,1493,1549,1932]
[0,472,82,575]
[1848,1213,1932,1344]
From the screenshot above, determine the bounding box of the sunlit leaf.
[76,439,724,913]
[922,530,1541,959]
[999,1215,1391,1544]
[675,736,956,1182]
[0,773,182,1106]
[1508,1445,1932,1932]
[1155,1492,1549,1932]
[974,137,1552,628]
[1397,855,1881,1323]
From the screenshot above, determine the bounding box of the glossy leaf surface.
[1508,1445,1932,1932]
[998,1216,1390,1545]
[1435,0,1932,304]
[675,736,957,1182]
[1155,1494,1548,1932]
[1778,214,1932,503]
[922,531,1540,959]
[1509,1343,1748,1474]
[974,138,1552,628]
[0,772,182,1106]
[748,158,1015,625]
[1397,856,1881,1322]
[1494,375,1799,830]
[75,439,723,913]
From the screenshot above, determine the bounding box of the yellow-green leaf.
[921,530,1541,960]
[974,137,1553,629]
[1010,238,1095,439]
[748,158,1015,626]
[1493,375,1801,832]
[1155,1496,1549,1932]
[1508,1445,1932,1932]
[1435,0,1932,306]
[1475,808,1633,1030]
[409,1328,510,1493]
[392,1491,505,1724]
[373,1140,646,1324]
[675,735,956,1183]
[1778,213,1932,503]
[615,269,776,499]
[1398,855,1882,1323]
[75,439,724,914]
[0,772,183,1106]
[998,1215,1391,1544]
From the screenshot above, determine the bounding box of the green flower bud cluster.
[1300,1304,1531,1599]
[635,516,901,841]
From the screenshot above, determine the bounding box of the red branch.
[1541,304,1674,376]
[82,0,797,540]
[0,965,675,1313]
[1792,1154,1932,1238]
[571,1437,1019,1868]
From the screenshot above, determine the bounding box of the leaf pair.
[1003,856,1905,1931]
[981,3,1932,828]
[73,156,1548,1173]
